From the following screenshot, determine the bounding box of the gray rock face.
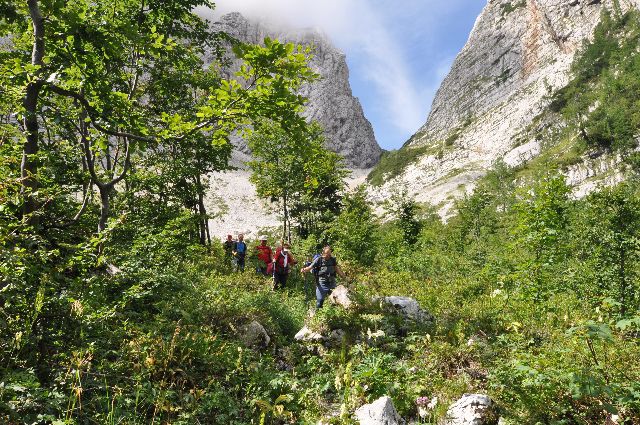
[210,12,382,168]
[355,396,405,425]
[370,0,639,212]
[382,296,434,323]
[445,394,498,425]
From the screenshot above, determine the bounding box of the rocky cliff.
[370,0,639,212]
[209,12,382,169]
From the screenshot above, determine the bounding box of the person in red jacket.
[273,242,296,290]
[255,235,273,275]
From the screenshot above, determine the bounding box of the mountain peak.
[211,12,382,168]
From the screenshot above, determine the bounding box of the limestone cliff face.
[371,0,639,211]
[209,12,382,168]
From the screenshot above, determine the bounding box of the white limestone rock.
[106,264,122,276]
[445,394,498,425]
[328,285,355,309]
[368,0,639,214]
[294,325,324,342]
[382,296,434,324]
[355,396,405,425]
[239,320,270,349]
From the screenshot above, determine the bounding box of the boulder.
[355,396,405,425]
[382,296,433,323]
[444,394,498,425]
[316,403,342,424]
[239,320,270,349]
[294,325,324,342]
[328,285,355,309]
[326,329,346,347]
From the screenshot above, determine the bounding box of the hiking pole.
[303,268,310,304]
[271,259,276,290]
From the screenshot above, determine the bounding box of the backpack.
[313,256,336,278]
[310,254,322,275]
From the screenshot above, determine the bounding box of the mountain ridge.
[369,0,640,213]
[209,12,383,169]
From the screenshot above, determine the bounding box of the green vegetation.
[367,145,430,186]
[2,1,640,424]
[551,9,640,152]
[248,120,348,243]
[500,1,526,17]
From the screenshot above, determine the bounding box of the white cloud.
[202,0,431,134]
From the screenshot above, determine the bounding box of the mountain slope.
[209,12,382,169]
[369,0,639,212]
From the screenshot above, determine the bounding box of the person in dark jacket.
[223,234,234,268]
[301,246,346,308]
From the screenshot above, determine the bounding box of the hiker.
[273,242,296,290]
[301,246,346,308]
[232,233,248,272]
[255,235,273,275]
[223,234,234,267]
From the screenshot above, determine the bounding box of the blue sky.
[206,0,487,150]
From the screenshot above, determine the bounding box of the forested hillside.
[1,1,640,424]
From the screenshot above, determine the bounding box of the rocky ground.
[206,153,372,239]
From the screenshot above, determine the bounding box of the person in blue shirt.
[232,233,248,272]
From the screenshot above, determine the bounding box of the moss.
[500,0,526,17]
[445,132,458,147]
[495,67,511,86]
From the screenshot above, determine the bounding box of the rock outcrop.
[239,320,270,349]
[445,394,498,425]
[355,396,405,425]
[369,0,639,212]
[294,325,325,342]
[209,12,382,168]
[381,296,433,324]
[328,285,356,309]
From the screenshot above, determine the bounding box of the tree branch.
[46,83,155,143]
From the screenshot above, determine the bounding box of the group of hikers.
[222,234,346,308]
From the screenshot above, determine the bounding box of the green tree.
[0,0,315,392]
[248,120,347,242]
[574,183,640,316]
[333,185,378,266]
[512,174,570,300]
[1,0,315,235]
[384,187,422,245]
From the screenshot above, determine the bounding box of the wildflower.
[415,396,430,407]
[427,396,438,410]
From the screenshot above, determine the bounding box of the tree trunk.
[196,174,210,246]
[98,185,111,232]
[282,193,289,243]
[21,0,45,225]
[22,84,40,223]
